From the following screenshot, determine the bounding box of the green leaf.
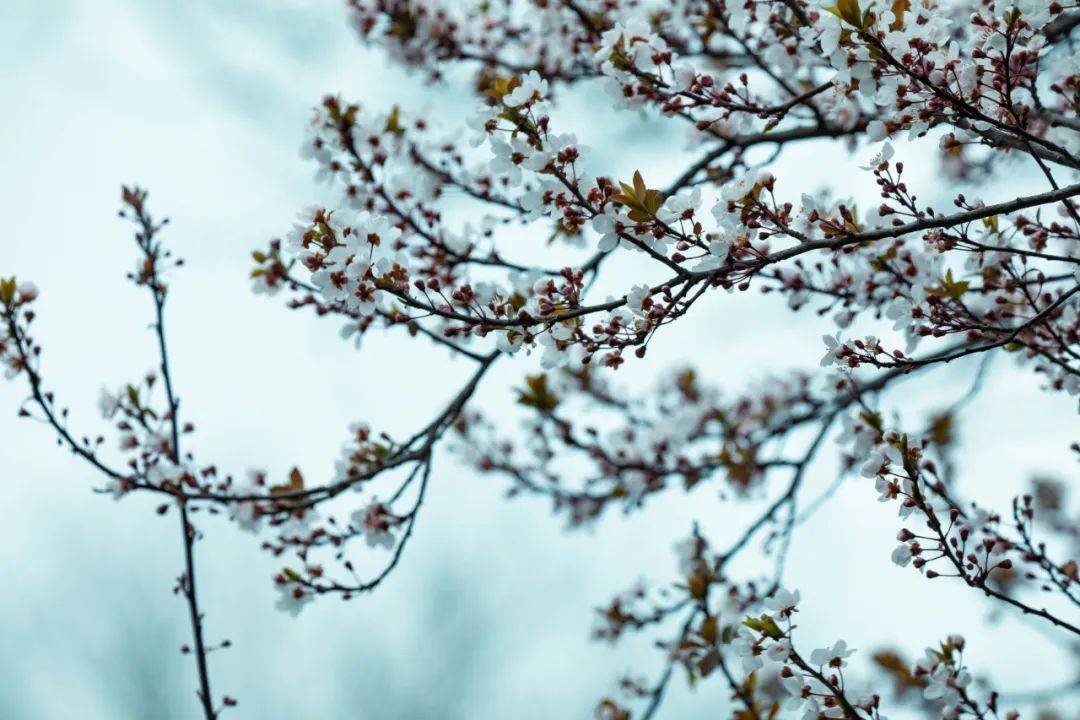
[516,374,559,412]
[612,171,665,222]
[941,269,969,300]
[0,277,16,306]
[384,105,405,136]
[859,410,884,432]
[889,0,910,29]
[701,615,719,645]
[827,0,863,27]
[743,614,783,639]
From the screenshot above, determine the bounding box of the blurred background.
[0,1,1076,718]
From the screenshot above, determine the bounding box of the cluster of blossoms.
[454,367,827,526]
[284,0,1080,388]
[592,526,1034,720]
[912,637,975,716]
[847,414,1079,633]
[0,280,38,379]
[4,1,1080,718]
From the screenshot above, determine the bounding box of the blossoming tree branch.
[3,0,1079,717]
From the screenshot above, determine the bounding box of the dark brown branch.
[129,194,220,720]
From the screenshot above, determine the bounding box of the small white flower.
[17,283,38,302]
[496,329,525,354]
[504,70,548,107]
[766,639,793,662]
[251,271,282,296]
[885,296,915,331]
[891,543,912,567]
[819,20,842,55]
[866,120,888,142]
[860,141,894,170]
[591,211,621,252]
[732,632,764,674]
[765,587,800,617]
[274,579,313,617]
[924,664,971,709]
[673,63,696,90]
[490,136,533,186]
[660,188,702,224]
[781,670,806,699]
[230,470,266,533]
[820,333,843,367]
[98,389,121,419]
[809,639,855,668]
[340,321,365,349]
[102,478,126,501]
[626,284,651,315]
[860,450,887,478]
[352,499,398,550]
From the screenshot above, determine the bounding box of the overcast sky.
[0,1,1075,718]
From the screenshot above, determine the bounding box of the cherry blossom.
[3,1,1080,717]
